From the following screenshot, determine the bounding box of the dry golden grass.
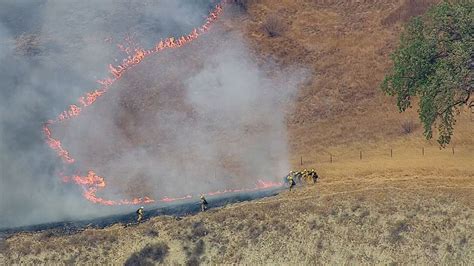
[2,0,473,264]
[2,154,472,264]
[233,0,457,153]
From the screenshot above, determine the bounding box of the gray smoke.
[0,0,307,229]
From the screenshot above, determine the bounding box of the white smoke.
[0,0,307,229]
[55,29,307,201]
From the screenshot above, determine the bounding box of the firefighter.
[288,171,294,179]
[286,171,293,184]
[302,169,309,183]
[310,168,319,183]
[292,170,301,184]
[136,206,144,223]
[200,195,208,212]
[287,174,296,191]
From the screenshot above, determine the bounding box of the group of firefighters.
[135,168,318,223]
[286,168,319,191]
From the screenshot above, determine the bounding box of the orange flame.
[62,170,282,206]
[43,1,282,206]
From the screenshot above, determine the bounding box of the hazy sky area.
[0,0,307,229]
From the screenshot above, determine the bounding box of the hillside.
[234,0,472,165]
[1,0,473,264]
[2,153,472,264]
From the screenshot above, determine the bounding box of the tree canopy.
[381,0,473,146]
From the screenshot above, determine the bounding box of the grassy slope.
[2,155,472,264]
[1,0,473,264]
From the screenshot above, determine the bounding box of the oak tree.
[381,1,473,146]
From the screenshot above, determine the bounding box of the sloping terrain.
[1,154,472,264]
[1,0,473,264]
[236,0,472,163]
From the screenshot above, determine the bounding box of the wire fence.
[295,145,471,166]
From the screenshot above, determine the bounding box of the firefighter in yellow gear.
[136,206,144,223]
[287,173,296,191]
[310,168,319,183]
[200,195,208,212]
[302,169,309,183]
[291,171,300,184]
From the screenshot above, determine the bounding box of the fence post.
[452,147,454,155]
[360,151,362,160]
[300,156,303,166]
[330,154,332,163]
[422,147,424,156]
[390,148,393,158]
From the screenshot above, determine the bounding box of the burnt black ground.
[0,187,282,239]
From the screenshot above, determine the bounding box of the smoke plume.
[0,0,307,229]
